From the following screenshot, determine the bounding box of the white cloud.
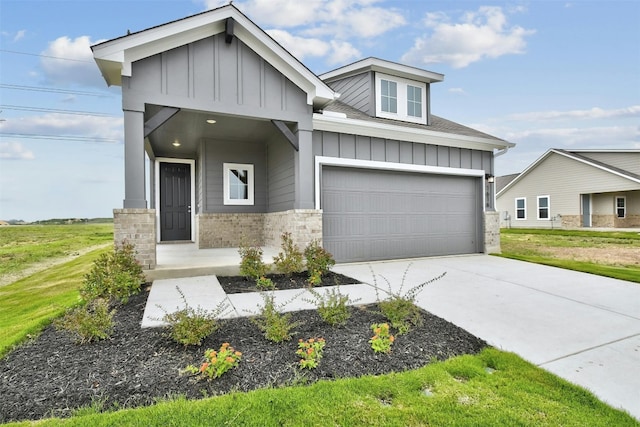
[40,36,106,87]
[2,114,124,143]
[266,29,329,60]
[507,105,640,121]
[402,6,535,68]
[0,142,35,160]
[13,29,26,42]
[327,40,361,65]
[448,87,466,95]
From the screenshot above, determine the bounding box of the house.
[496,149,640,229]
[91,4,513,269]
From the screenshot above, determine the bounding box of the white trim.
[515,197,526,220]
[154,157,196,243]
[314,155,485,210]
[375,72,427,125]
[312,113,512,151]
[223,163,254,205]
[537,195,550,220]
[320,57,444,84]
[615,195,627,218]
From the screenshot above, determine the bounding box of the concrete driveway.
[333,255,640,420]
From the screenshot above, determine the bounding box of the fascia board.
[321,57,444,84]
[313,113,512,152]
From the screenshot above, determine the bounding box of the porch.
[145,243,280,281]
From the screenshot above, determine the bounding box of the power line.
[0,84,113,98]
[0,49,94,63]
[0,132,120,143]
[0,104,119,117]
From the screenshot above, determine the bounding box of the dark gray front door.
[322,167,482,263]
[160,162,191,241]
[582,194,591,227]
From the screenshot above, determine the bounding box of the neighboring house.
[496,149,640,229]
[91,4,513,268]
[0,220,9,226]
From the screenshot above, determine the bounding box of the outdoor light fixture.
[485,174,495,183]
[172,140,181,147]
[206,119,217,124]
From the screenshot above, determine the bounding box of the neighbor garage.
[321,166,483,263]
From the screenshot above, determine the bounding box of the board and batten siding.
[577,152,640,176]
[124,34,310,125]
[266,135,295,212]
[497,152,640,227]
[324,72,374,116]
[312,131,493,172]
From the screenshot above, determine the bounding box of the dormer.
[320,57,444,126]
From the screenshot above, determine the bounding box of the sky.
[0,0,638,222]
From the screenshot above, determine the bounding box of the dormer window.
[375,72,427,124]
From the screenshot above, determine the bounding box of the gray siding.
[124,34,311,125]
[325,72,374,116]
[577,152,640,175]
[202,138,267,213]
[266,135,295,212]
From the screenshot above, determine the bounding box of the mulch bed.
[0,281,487,423]
[217,271,358,293]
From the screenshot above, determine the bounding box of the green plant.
[296,337,326,369]
[159,287,229,346]
[304,240,335,285]
[369,323,394,353]
[54,298,115,344]
[184,343,242,380]
[251,292,302,343]
[373,263,446,334]
[256,276,276,290]
[81,241,145,304]
[273,232,304,276]
[305,287,358,326]
[238,242,269,280]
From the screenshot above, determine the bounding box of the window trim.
[223,163,254,206]
[616,196,626,218]
[406,84,423,118]
[537,195,550,220]
[515,197,526,220]
[375,72,427,124]
[380,79,397,113]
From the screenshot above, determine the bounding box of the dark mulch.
[217,271,358,293]
[0,289,487,423]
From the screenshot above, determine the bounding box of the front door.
[582,194,591,227]
[160,162,191,241]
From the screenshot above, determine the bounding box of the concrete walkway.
[142,255,640,419]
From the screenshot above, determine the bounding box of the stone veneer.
[483,211,501,254]
[197,209,323,249]
[113,208,156,269]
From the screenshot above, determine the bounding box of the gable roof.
[320,57,444,84]
[497,148,640,196]
[495,173,520,193]
[91,4,336,107]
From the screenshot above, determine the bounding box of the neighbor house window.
[407,85,422,118]
[223,163,254,205]
[616,196,626,218]
[380,79,397,113]
[375,72,427,124]
[515,197,526,220]
[537,195,550,220]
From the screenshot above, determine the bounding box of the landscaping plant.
[273,232,304,276]
[369,323,394,353]
[238,242,269,280]
[54,298,115,344]
[304,239,335,285]
[185,343,242,380]
[256,276,276,291]
[296,337,326,369]
[305,286,357,326]
[251,292,302,343]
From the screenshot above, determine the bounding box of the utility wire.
[0,132,120,143]
[0,104,119,117]
[0,84,112,98]
[0,49,94,63]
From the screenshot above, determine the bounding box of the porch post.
[293,128,314,209]
[123,109,147,208]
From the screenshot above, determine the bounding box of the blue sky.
[0,0,638,221]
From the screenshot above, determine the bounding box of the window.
[407,85,422,118]
[616,196,626,218]
[537,195,550,220]
[223,163,254,205]
[515,198,526,220]
[375,73,427,124]
[380,79,397,113]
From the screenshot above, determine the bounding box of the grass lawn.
[498,228,640,283]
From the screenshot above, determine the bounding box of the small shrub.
[184,343,242,380]
[369,323,394,354]
[305,287,358,326]
[159,287,229,346]
[373,263,446,335]
[296,338,326,370]
[238,242,268,280]
[54,298,115,344]
[256,276,276,291]
[81,241,145,304]
[304,240,335,285]
[251,292,302,343]
[273,232,304,276]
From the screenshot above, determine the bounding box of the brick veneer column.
[113,208,156,269]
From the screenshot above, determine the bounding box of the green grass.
[0,223,113,277]
[0,247,111,358]
[6,348,637,426]
[499,228,640,283]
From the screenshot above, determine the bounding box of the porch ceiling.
[145,105,283,158]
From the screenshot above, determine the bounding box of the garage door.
[322,166,482,263]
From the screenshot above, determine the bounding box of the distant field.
[499,228,640,283]
[0,223,114,282]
